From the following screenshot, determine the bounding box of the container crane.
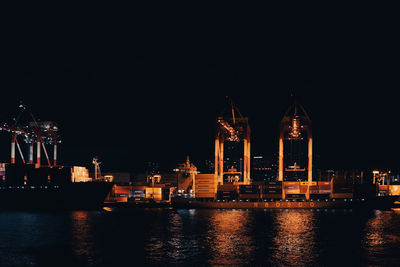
[0,102,60,168]
[278,96,312,184]
[215,97,251,185]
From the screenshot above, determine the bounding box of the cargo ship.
[0,163,113,210]
[169,180,399,210]
[0,104,113,210]
[170,196,399,210]
[105,177,399,210]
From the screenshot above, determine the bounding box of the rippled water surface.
[1,208,400,266]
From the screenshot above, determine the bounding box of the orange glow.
[272,210,316,265]
[308,136,312,185]
[363,210,387,249]
[278,136,284,181]
[207,210,252,265]
[70,211,95,262]
[389,185,400,196]
[145,187,162,201]
[289,117,301,139]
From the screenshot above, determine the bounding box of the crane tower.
[278,97,312,184]
[215,99,251,185]
[0,102,60,168]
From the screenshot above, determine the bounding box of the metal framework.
[0,102,60,168]
[215,99,251,185]
[278,98,312,184]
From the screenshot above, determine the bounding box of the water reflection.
[145,211,184,262]
[2,209,400,266]
[144,209,200,264]
[363,210,400,264]
[70,211,96,265]
[207,210,254,265]
[271,210,317,266]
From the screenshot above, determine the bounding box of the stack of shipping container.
[217,184,238,201]
[260,181,282,199]
[239,184,259,201]
[1,164,72,186]
[332,181,353,198]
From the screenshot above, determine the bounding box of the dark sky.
[0,3,399,173]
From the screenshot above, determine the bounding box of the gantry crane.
[278,96,312,184]
[0,102,60,168]
[215,97,251,185]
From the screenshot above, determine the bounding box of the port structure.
[92,157,103,180]
[215,98,251,185]
[278,97,312,193]
[373,170,390,185]
[0,102,60,168]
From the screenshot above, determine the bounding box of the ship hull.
[170,196,399,210]
[0,182,113,210]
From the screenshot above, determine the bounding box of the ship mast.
[93,157,102,180]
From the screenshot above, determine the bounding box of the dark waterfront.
[1,208,400,266]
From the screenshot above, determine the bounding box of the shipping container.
[130,189,145,198]
[239,193,259,200]
[309,194,330,199]
[217,184,237,191]
[300,181,317,186]
[264,184,282,189]
[145,187,162,201]
[331,193,353,199]
[239,185,259,190]
[284,181,300,186]
[0,163,5,175]
[195,193,216,199]
[131,185,146,190]
[114,185,132,195]
[285,194,306,199]
[378,185,388,192]
[239,189,259,194]
[195,174,217,199]
[283,181,300,194]
[300,185,308,194]
[261,188,282,194]
[265,181,282,186]
[113,196,128,202]
[260,193,282,199]
[318,182,331,191]
[217,190,237,200]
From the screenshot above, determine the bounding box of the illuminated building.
[252,155,276,182]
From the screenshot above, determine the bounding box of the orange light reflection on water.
[362,209,400,261]
[271,210,316,266]
[70,211,95,264]
[207,209,253,265]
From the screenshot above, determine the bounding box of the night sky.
[1,3,399,174]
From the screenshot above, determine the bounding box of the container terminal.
[0,103,113,210]
[106,97,400,209]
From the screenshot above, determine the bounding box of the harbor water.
[1,208,400,266]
